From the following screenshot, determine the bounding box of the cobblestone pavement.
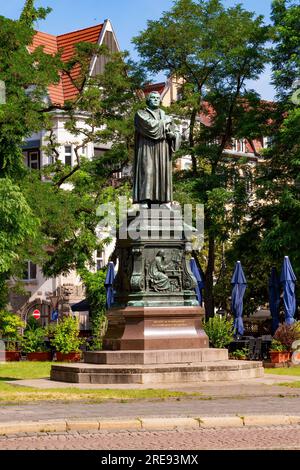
[0,426,300,450]
[0,396,300,423]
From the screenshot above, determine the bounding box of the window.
[23,262,37,281]
[233,139,246,154]
[245,177,253,194]
[28,151,40,170]
[64,146,72,166]
[263,136,274,148]
[112,171,122,180]
[93,147,108,159]
[181,125,189,141]
[95,250,104,271]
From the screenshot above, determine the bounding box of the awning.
[71,299,90,312]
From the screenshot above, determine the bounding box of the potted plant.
[21,326,51,361]
[0,310,24,361]
[271,322,300,363]
[269,340,290,364]
[229,348,249,360]
[50,316,84,362]
[274,323,300,349]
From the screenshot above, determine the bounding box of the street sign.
[32,309,41,320]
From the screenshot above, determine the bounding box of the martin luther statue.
[133,91,181,206]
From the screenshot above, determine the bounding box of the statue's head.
[146,91,161,110]
[157,250,165,258]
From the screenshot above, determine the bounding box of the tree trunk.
[189,107,198,175]
[204,232,215,319]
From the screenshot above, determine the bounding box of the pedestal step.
[84,348,228,365]
[51,360,264,384]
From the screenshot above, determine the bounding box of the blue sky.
[1,0,275,99]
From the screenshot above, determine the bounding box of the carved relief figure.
[148,250,171,291]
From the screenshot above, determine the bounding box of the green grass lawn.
[265,367,300,388]
[0,361,52,380]
[0,361,200,404]
[265,367,300,376]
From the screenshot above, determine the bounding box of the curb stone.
[140,418,199,430]
[0,416,300,436]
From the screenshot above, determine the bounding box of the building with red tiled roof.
[18,20,120,325]
[145,78,274,168]
[29,21,119,106]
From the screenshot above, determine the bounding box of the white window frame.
[233,139,246,154]
[64,145,72,166]
[95,250,104,271]
[263,136,273,148]
[23,261,37,281]
[28,151,40,170]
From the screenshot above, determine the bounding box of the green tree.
[0,1,62,306]
[0,2,145,305]
[230,0,300,307]
[134,0,270,317]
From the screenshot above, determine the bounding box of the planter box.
[5,351,20,362]
[56,352,81,363]
[270,351,291,364]
[27,352,52,362]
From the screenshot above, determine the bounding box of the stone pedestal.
[50,207,264,384]
[103,306,208,351]
[103,208,209,350]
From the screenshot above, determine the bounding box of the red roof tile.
[29,24,103,105]
[144,82,167,96]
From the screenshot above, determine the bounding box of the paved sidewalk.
[1,426,300,450]
[1,374,300,436]
[7,372,300,397]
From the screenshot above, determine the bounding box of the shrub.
[0,310,24,351]
[80,268,108,351]
[50,316,85,354]
[274,322,300,352]
[21,327,49,353]
[203,316,234,349]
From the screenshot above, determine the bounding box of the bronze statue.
[133,91,181,206]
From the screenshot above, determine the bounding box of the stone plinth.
[103,306,208,351]
[84,348,228,365]
[51,359,264,384]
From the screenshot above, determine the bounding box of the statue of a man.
[133,91,181,206]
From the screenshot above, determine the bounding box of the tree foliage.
[228,0,300,315]
[134,0,270,317]
[0,1,145,308]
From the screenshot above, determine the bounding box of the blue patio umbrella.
[269,267,280,334]
[105,262,115,309]
[280,256,297,325]
[190,258,205,306]
[231,261,247,337]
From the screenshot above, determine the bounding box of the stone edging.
[0,415,300,435]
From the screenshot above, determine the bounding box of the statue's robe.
[133,108,180,204]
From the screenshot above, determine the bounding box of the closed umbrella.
[190,258,205,306]
[105,262,115,309]
[231,261,247,337]
[269,267,280,334]
[280,256,297,325]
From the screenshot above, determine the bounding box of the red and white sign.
[32,309,41,320]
